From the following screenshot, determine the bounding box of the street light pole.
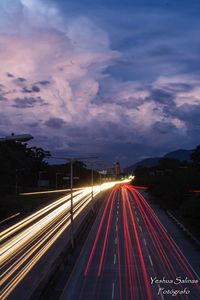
[70,159,74,248]
[91,163,94,210]
[88,160,110,210]
[50,155,98,249]
[99,172,102,192]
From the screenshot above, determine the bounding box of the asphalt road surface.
[61,184,200,300]
[1,181,122,300]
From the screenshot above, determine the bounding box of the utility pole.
[70,159,74,247]
[88,160,109,209]
[50,155,98,248]
[91,163,94,210]
[99,172,102,192]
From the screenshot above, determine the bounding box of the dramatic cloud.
[0,0,199,165]
[13,96,46,108]
[45,117,66,129]
[153,121,177,134]
[0,95,7,101]
[149,89,175,106]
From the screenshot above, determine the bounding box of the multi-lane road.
[1,182,199,299]
[61,184,200,300]
[0,181,125,300]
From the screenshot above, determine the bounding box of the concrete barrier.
[166,210,200,247]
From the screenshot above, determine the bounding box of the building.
[114,162,121,176]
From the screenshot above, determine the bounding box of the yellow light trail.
[0,180,130,299]
[0,191,81,242]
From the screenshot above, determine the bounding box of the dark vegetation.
[0,141,50,195]
[133,145,200,237]
[0,141,99,220]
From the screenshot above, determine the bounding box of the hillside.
[125,148,193,172]
[164,149,193,161]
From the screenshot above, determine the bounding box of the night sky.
[0,0,200,166]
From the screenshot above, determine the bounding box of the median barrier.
[30,191,108,300]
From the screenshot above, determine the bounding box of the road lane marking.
[148,255,153,267]
[112,282,115,299]
[114,253,116,264]
[116,217,118,223]
[115,238,117,244]
[117,211,119,215]
[139,225,143,232]
[143,238,147,246]
[116,224,118,232]
[135,211,137,215]
[136,217,139,222]
[136,190,200,280]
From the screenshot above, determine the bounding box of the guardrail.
[166,210,200,247]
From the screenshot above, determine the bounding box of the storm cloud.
[0,0,199,166]
[45,117,66,129]
[13,97,46,108]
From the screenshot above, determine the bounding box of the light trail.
[116,221,122,300]
[126,184,200,297]
[97,189,117,277]
[124,188,153,300]
[0,213,21,225]
[61,182,199,300]
[1,191,88,260]
[84,188,115,277]
[19,188,83,195]
[130,187,187,280]
[0,191,80,243]
[121,188,135,300]
[133,187,198,279]
[0,180,129,299]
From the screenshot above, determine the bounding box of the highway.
[61,184,200,300]
[0,181,127,300]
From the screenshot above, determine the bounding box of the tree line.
[133,145,200,236]
[0,141,99,196]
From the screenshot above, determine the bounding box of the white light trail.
[0,180,130,299]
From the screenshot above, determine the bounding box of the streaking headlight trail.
[0,180,130,300]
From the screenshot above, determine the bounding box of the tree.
[158,158,182,170]
[0,141,51,194]
[191,144,200,168]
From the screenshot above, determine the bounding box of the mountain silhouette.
[125,149,193,172]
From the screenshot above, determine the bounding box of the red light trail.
[84,188,117,277]
[62,183,200,300]
[97,189,117,277]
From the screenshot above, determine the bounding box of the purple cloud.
[0,0,199,166]
[45,118,66,129]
